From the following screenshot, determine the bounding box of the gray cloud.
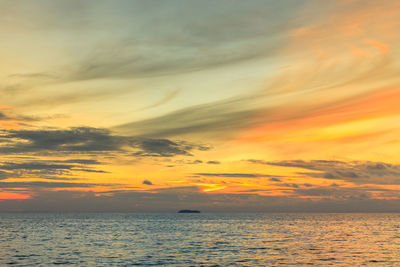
[0,127,208,158]
[292,186,372,200]
[0,159,109,180]
[0,162,75,171]
[60,1,300,81]
[2,0,301,85]
[0,181,103,189]
[114,80,380,138]
[133,139,205,157]
[138,89,180,111]
[0,112,7,120]
[115,96,262,138]
[142,179,153,186]
[0,111,38,122]
[9,72,59,80]
[175,159,203,165]
[0,170,12,179]
[0,0,300,116]
[194,173,282,179]
[0,127,122,153]
[207,161,220,164]
[269,177,281,182]
[74,169,108,173]
[67,38,278,82]
[62,159,102,165]
[248,159,400,185]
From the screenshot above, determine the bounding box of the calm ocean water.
[1,213,400,266]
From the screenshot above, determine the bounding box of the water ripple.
[1,213,400,266]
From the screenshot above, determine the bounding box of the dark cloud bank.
[0,127,208,157]
[0,126,209,182]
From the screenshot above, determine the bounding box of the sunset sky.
[1,0,400,212]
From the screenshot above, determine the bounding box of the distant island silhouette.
[178,209,200,213]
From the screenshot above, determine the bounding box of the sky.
[1,0,400,212]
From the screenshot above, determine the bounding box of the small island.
[178,209,200,213]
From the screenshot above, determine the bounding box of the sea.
[1,213,400,266]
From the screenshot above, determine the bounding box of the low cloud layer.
[2,185,400,212]
[248,160,400,185]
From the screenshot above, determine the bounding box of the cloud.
[114,72,399,139]
[0,0,300,90]
[0,126,210,181]
[248,159,400,185]
[142,179,153,185]
[58,1,299,81]
[133,139,203,157]
[175,159,203,165]
[63,159,102,165]
[0,162,75,170]
[0,112,8,120]
[3,0,399,145]
[0,127,208,157]
[194,173,282,178]
[115,96,262,138]
[9,72,59,80]
[0,170,12,179]
[207,161,220,164]
[0,181,103,189]
[0,159,109,180]
[138,89,180,111]
[0,111,38,122]
[292,186,372,200]
[269,177,281,182]
[75,169,108,173]
[108,0,400,141]
[66,38,277,81]
[0,127,121,153]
